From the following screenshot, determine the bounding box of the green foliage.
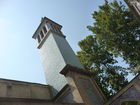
[77,35,128,98]
[88,0,140,73]
[77,0,140,98]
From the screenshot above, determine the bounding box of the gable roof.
[105,74,140,105]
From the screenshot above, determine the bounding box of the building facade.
[0,17,139,105]
[32,17,106,105]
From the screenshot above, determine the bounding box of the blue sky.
[0,0,130,84]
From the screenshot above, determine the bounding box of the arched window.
[37,35,41,43]
[40,30,44,39]
[43,26,47,33]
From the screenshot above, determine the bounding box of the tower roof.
[32,17,62,39]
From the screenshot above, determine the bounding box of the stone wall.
[59,65,107,105]
[0,78,52,100]
[0,100,84,105]
[110,85,140,105]
[0,102,84,105]
[106,75,140,105]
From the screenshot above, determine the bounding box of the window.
[37,35,41,43]
[43,26,47,33]
[57,27,62,34]
[51,24,57,32]
[55,27,61,33]
[40,31,44,39]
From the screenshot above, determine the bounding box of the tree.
[87,0,140,73]
[78,0,140,98]
[77,0,140,98]
[77,35,128,98]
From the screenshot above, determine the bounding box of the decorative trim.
[60,64,95,77]
[0,78,49,87]
[37,29,66,49]
[32,17,62,39]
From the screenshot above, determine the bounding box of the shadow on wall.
[58,87,77,103]
[54,85,77,104]
[50,86,59,97]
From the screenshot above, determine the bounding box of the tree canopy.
[77,0,140,98]
[77,35,128,98]
[88,0,140,73]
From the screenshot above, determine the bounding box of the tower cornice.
[37,29,66,49]
[32,17,62,39]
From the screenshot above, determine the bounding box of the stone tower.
[32,17,83,96]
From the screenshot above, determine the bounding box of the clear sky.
[0,0,130,84]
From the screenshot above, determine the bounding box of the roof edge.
[0,78,48,87]
[60,64,95,77]
[105,74,140,105]
[32,17,62,39]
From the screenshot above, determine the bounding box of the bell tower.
[32,17,84,96]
